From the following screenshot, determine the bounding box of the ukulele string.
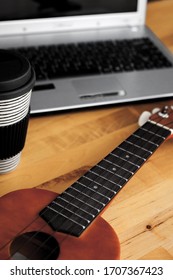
[7,155,123,260]
[0,212,46,252]
[5,204,72,259]
[7,120,167,259]
[16,181,106,260]
[31,119,172,260]
[6,180,102,259]
[6,120,165,259]
[23,120,163,259]
[31,119,170,260]
[7,120,171,260]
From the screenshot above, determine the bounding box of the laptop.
[0,0,173,114]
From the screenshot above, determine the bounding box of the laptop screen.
[0,0,138,21]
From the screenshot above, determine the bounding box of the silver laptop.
[0,0,173,114]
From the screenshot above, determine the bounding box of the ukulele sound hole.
[10,231,60,260]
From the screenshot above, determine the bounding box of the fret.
[86,169,121,192]
[77,179,112,200]
[119,141,151,160]
[81,175,117,196]
[143,121,171,138]
[65,187,104,211]
[60,192,98,216]
[118,146,146,162]
[89,168,122,188]
[97,162,128,181]
[91,165,127,186]
[71,184,106,207]
[40,206,84,236]
[125,139,152,154]
[111,148,144,166]
[104,158,134,175]
[105,153,139,173]
[54,196,93,221]
[48,203,88,227]
[72,182,109,205]
[96,165,128,186]
[134,127,165,145]
[53,200,90,224]
[126,134,157,152]
[93,164,127,185]
[98,159,133,179]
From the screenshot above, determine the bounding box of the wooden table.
[1,0,173,260]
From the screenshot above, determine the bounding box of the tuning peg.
[152,107,160,114]
[138,111,151,127]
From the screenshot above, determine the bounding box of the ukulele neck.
[40,120,171,237]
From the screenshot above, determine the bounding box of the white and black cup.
[0,49,35,174]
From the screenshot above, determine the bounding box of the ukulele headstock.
[138,106,173,135]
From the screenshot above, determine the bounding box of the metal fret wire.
[8,121,171,259]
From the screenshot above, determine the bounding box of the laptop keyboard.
[11,37,172,81]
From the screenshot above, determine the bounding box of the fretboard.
[40,121,171,236]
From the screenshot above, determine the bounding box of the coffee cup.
[0,49,35,174]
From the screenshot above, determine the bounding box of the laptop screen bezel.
[0,0,147,36]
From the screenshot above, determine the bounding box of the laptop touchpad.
[72,76,126,99]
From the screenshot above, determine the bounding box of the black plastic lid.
[0,49,35,99]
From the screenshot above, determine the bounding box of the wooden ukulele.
[0,106,173,260]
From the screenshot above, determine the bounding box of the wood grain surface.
[1,0,173,260]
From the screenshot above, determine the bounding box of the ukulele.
[0,106,173,260]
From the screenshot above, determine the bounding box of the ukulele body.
[0,188,120,260]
